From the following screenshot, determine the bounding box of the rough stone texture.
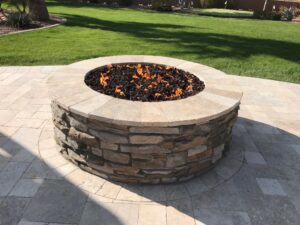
[51,101,239,184]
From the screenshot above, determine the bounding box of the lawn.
[0,1,300,83]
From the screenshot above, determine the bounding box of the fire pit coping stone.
[48,55,242,127]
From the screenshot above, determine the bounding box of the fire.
[186,84,193,92]
[137,68,143,75]
[115,86,125,97]
[175,88,183,96]
[100,73,109,87]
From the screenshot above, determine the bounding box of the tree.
[28,0,49,21]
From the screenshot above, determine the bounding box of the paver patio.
[0,65,299,225]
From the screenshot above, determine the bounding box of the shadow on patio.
[0,116,300,224]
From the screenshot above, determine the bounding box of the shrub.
[151,0,172,12]
[6,11,31,27]
[119,0,133,6]
[279,6,295,21]
[254,7,295,21]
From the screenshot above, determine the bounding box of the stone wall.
[52,101,239,184]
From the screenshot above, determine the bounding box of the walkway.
[0,66,299,225]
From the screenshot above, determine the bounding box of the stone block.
[187,148,212,162]
[142,169,173,175]
[174,136,207,152]
[166,152,186,168]
[101,141,118,151]
[120,145,171,154]
[129,135,164,144]
[69,115,88,132]
[89,129,128,144]
[69,127,98,146]
[132,158,165,169]
[91,147,103,157]
[129,126,180,134]
[188,145,207,157]
[103,150,130,164]
[213,144,225,156]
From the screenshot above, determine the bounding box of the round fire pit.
[48,55,242,184]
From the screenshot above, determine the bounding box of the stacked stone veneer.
[52,101,239,184]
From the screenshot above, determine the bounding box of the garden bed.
[0,13,64,35]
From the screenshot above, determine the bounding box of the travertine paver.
[256,178,287,196]
[0,63,299,225]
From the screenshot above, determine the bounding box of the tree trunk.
[28,0,49,21]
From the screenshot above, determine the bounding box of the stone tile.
[18,220,47,225]
[244,194,300,225]
[23,180,87,224]
[116,184,143,202]
[78,174,106,194]
[96,181,123,199]
[279,180,300,197]
[184,177,208,196]
[140,184,167,202]
[256,178,287,196]
[165,183,189,201]
[194,208,234,225]
[22,158,61,180]
[80,201,138,225]
[138,204,166,225]
[167,198,195,225]
[192,190,219,209]
[0,197,31,225]
[245,151,267,165]
[9,178,43,197]
[88,193,113,204]
[0,162,30,196]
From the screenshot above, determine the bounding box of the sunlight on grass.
[0,1,299,83]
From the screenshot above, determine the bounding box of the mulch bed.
[0,12,62,35]
[85,63,205,102]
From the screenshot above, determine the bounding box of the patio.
[0,65,299,225]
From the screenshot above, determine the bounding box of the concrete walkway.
[0,66,299,225]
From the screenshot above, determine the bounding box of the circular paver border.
[47,55,243,184]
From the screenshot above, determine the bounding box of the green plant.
[198,0,215,8]
[151,0,172,12]
[279,6,295,21]
[6,0,28,13]
[6,11,31,27]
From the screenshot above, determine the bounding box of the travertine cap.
[48,55,243,126]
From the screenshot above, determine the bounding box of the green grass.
[181,8,254,18]
[0,1,300,83]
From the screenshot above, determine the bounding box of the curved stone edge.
[38,122,245,202]
[47,55,243,127]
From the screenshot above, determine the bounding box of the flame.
[115,86,125,97]
[155,93,161,97]
[175,88,183,96]
[100,73,109,87]
[186,84,193,92]
[107,64,112,70]
[137,68,143,76]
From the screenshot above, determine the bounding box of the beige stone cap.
[48,55,243,127]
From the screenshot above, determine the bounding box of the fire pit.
[85,63,205,102]
[48,55,242,184]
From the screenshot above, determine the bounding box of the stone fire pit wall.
[48,55,243,184]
